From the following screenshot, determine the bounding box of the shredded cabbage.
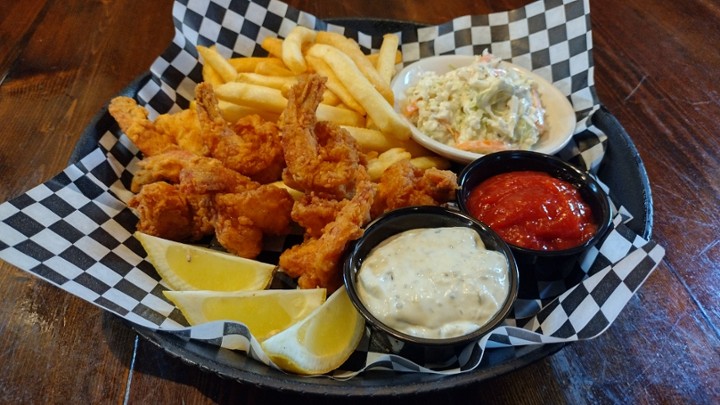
[403,52,546,153]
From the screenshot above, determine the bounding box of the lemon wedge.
[135,231,275,291]
[163,289,326,341]
[261,288,366,375]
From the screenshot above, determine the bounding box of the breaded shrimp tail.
[281,74,362,199]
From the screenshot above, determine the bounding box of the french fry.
[340,126,390,152]
[270,181,304,201]
[282,26,317,74]
[228,57,267,72]
[367,147,412,180]
[215,82,288,114]
[254,59,295,76]
[277,79,341,106]
[218,100,280,123]
[315,31,394,104]
[202,63,224,86]
[197,46,237,82]
[376,34,400,85]
[307,43,411,140]
[317,104,366,127]
[261,37,284,59]
[409,156,451,171]
[367,50,402,66]
[217,83,364,127]
[305,55,365,115]
[321,89,342,106]
[341,126,431,156]
[236,72,298,90]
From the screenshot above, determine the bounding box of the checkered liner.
[0,0,665,377]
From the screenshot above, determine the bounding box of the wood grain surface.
[1,0,718,403]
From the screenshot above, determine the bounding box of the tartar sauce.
[356,227,510,339]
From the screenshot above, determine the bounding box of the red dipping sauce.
[466,171,597,251]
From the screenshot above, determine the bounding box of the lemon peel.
[261,288,365,375]
[135,231,275,291]
[163,289,326,341]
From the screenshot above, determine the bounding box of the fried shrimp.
[177,154,258,195]
[214,184,295,257]
[130,149,200,192]
[194,82,285,184]
[371,159,458,216]
[108,97,205,157]
[279,169,376,291]
[280,74,362,199]
[290,194,350,239]
[128,181,195,241]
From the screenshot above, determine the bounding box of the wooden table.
[1,0,718,403]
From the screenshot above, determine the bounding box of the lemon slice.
[261,288,366,375]
[135,231,275,291]
[163,289,326,341]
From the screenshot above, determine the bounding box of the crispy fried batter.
[290,194,350,240]
[215,184,295,237]
[109,97,205,157]
[279,169,376,291]
[371,160,458,216]
[213,184,294,258]
[178,155,257,195]
[281,74,362,199]
[127,149,293,257]
[131,149,200,193]
[195,83,285,183]
[128,181,194,241]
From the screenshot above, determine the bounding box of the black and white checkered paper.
[0,0,665,377]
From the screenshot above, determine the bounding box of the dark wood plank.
[591,0,720,333]
[0,0,172,402]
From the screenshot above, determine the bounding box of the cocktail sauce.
[466,171,597,251]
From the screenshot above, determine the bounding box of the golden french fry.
[282,26,317,74]
[367,147,412,180]
[376,34,400,85]
[340,126,430,156]
[321,89,342,106]
[270,181,304,201]
[254,59,295,76]
[197,46,237,82]
[202,63,224,86]
[340,126,392,152]
[409,156,451,171]
[236,72,298,90]
[307,44,411,140]
[400,141,435,158]
[217,83,364,127]
[305,55,365,115]
[367,50,402,66]
[277,80,341,106]
[261,37,284,59]
[215,82,288,114]
[317,104,366,127]
[315,31,394,104]
[218,100,280,122]
[229,57,267,72]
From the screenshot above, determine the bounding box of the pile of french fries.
[197,27,450,180]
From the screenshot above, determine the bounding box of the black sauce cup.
[343,206,519,361]
[456,151,613,275]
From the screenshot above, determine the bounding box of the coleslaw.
[402,52,546,153]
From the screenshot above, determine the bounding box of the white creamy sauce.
[356,227,510,339]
